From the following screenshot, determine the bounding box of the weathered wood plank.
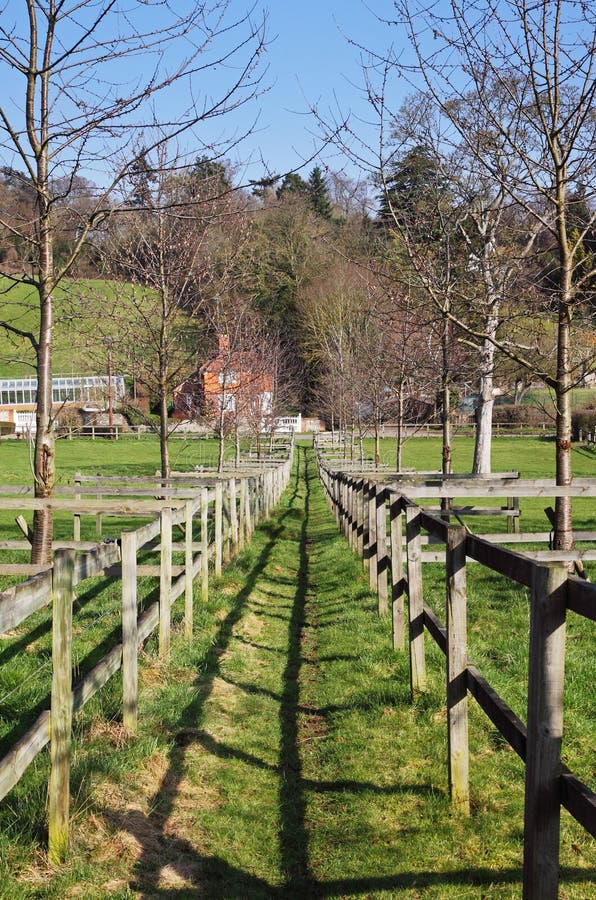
[214,482,223,577]
[559,772,596,838]
[418,510,451,541]
[523,563,568,899]
[0,569,53,634]
[467,664,527,760]
[390,498,405,650]
[48,549,75,864]
[138,601,160,644]
[159,509,172,661]
[170,571,186,604]
[422,603,446,654]
[376,487,388,616]
[386,482,595,498]
[567,577,596,621]
[201,488,209,602]
[446,525,469,815]
[0,711,50,802]
[73,541,121,583]
[72,644,122,713]
[121,532,138,733]
[465,535,535,587]
[405,506,426,695]
[184,501,194,639]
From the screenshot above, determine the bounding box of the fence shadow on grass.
[94,447,595,899]
[98,455,306,897]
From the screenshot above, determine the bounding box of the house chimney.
[218,334,229,352]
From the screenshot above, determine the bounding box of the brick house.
[174,335,274,424]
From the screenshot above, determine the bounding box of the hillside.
[0,279,132,379]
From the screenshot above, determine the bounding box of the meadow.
[0,434,593,897]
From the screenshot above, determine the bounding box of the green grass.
[0,278,126,378]
[0,435,228,556]
[0,444,593,897]
[355,434,596,536]
[519,386,596,413]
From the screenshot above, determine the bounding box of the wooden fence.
[0,452,292,863]
[316,452,595,900]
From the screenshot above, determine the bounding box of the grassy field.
[0,443,593,897]
[0,279,122,378]
[0,439,594,897]
[355,434,596,535]
[0,435,227,555]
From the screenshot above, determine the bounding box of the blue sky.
[0,1,408,189]
[226,1,399,185]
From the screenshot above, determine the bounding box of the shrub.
[492,404,551,426]
[572,408,596,440]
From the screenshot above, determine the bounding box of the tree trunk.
[396,379,405,472]
[441,317,452,477]
[472,335,496,475]
[159,390,170,479]
[374,412,381,468]
[32,245,55,564]
[552,169,574,552]
[553,300,573,551]
[217,401,226,473]
[32,308,55,563]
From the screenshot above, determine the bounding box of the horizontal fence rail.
[0,445,293,863]
[315,439,595,900]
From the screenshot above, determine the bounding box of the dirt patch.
[238,610,264,641]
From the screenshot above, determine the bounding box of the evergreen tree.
[377,144,448,242]
[276,172,309,199]
[308,166,332,219]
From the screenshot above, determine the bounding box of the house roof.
[199,348,270,377]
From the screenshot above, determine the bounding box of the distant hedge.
[492,404,551,425]
[572,406,596,440]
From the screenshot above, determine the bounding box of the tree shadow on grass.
[98,451,311,896]
[96,447,595,898]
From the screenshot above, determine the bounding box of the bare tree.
[89,145,256,478]
[383,0,596,546]
[0,0,266,561]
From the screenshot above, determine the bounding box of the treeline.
[0,1,594,562]
[1,145,594,467]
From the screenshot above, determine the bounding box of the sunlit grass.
[0,444,593,897]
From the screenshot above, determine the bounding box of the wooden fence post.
[368,483,378,591]
[362,480,371,572]
[184,501,194,638]
[73,472,81,542]
[244,478,253,542]
[332,474,340,525]
[238,478,246,551]
[523,563,568,900]
[96,486,102,537]
[48,549,75,864]
[376,486,388,615]
[446,524,470,815]
[347,478,355,551]
[341,476,348,538]
[356,478,365,560]
[390,495,405,650]
[215,481,223,576]
[230,478,238,555]
[159,508,172,660]
[222,483,231,564]
[121,531,138,733]
[405,505,426,696]
[201,489,209,603]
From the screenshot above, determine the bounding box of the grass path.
[7,446,594,899]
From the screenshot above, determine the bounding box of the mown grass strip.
[0,445,593,898]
